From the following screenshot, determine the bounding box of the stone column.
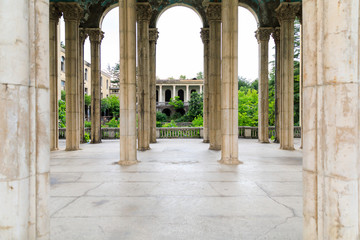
[159,85,163,102]
[303,0,360,238]
[119,0,138,165]
[255,27,272,143]
[172,85,176,98]
[0,0,50,238]
[79,29,88,143]
[87,28,104,144]
[49,4,62,151]
[149,28,159,143]
[59,3,83,151]
[275,3,300,150]
[186,84,189,101]
[136,3,152,151]
[201,28,210,143]
[219,0,240,165]
[298,13,303,149]
[271,27,281,143]
[206,3,222,150]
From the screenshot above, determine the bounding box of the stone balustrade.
[59,126,301,140]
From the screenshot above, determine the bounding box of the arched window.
[162,108,171,117]
[61,56,65,72]
[165,89,171,102]
[178,89,184,101]
[156,90,159,102]
[84,68,88,81]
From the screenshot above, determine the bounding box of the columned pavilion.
[1,0,359,238]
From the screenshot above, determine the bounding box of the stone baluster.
[255,27,273,143]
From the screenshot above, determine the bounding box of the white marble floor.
[50,138,303,240]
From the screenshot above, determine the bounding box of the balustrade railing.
[59,126,301,140]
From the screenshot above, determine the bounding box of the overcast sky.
[61,6,275,82]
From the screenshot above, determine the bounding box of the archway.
[165,89,171,102]
[178,89,184,101]
[162,108,171,117]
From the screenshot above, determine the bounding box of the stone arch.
[165,89,171,102]
[99,3,119,28]
[162,108,171,117]
[178,89,184,101]
[238,2,260,26]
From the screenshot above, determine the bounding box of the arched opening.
[156,90,159,102]
[162,108,171,117]
[165,89,171,102]
[176,108,185,116]
[178,89,184,101]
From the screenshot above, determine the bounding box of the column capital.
[206,3,221,22]
[149,28,159,43]
[58,2,83,22]
[49,3,62,23]
[200,28,209,44]
[255,27,273,43]
[297,6,302,24]
[271,27,280,44]
[79,28,88,45]
[275,2,301,22]
[136,3,152,22]
[87,28,104,44]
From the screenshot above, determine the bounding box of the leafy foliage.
[196,72,203,80]
[58,99,66,128]
[162,120,178,128]
[238,89,258,126]
[179,75,186,80]
[168,96,184,110]
[107,62,120,86]
[100,95,120,117]
[84,94,91,107]
[186,92,203,121]
[84,120,91,128]
[61,90,66,101]
[191,115,203,127]
[156,111,168,122]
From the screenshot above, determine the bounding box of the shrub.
[162,120,177,128]
[156,111,167,122]
[106,117,119,127]
[191,115,203,127]
[85,121,91,128]
[156,121,162,127]
[84,132,90,143]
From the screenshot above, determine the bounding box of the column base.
[50,147,58,151]
[280,146,295,151]
[209,145,221,151]
[218,158,242,165]
[150,140,157,144]
[65,147,80,151]
[258,139,270,143]
[273,138,280,143]
[118,160,139,166]
[90,140,102,144]
[203,140,210,143]
[138,147,151,151]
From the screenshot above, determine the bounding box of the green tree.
[84,94,91,107]
[101,97,111,116]
[238,76,251,90]
[61,90,66,101]
[186,92,203,121]
[108,95,120,117]
[169,96,184,110]
[179,75,186,80]
[238,89,258,126]
[156,111,167,122]
[196,72,203,79]
[58,99,66,128]
[107,62,120,86]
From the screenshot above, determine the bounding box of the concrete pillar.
[206,3,222,150]
[172,85,176,98]
[219,0,240,165]
[255,27,273,143]
[87,28,104,144]
[159,85,163,102]
[59,3,83,151]
[136,3,152,151]
[119,0,138,165]
[79,29,88,143]
[201,28,210,143]
[186,84,189,102]
[271,27,281,144]
[149,28,159,143]
[50,4,62,151]
[0,0,50,238]
[302,0,360,238]
[275,3,300,150]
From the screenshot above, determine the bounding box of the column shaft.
[219,0,240,164]
[49,5,61,151]
[256,28,273,143]
[149,28,159,143]
[201,28,210,143]
[159,85,163,102]
[276,3,299,150]
[136,3,152,150]
[206,3,222,150]
[88,29,104,144]
[272,28,281,143]
[60,4,83,151]
[119,0,138,165]
[79,29,87,143]
[303,0,360,238]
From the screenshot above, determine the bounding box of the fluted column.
[87,28,104,144]
[219,0,240,165]
[272,27,281,143]
[50,4,62,151]
[119,0,138,165]
[0,0,50,238]
[59,3,83,151]
[79,29,88,143]
[136,3,152,151]
[303,0,360,238]
[206,3,222,150]
[275,3,300,150]
[149,28,159,143]
[255,27,272,143]
[201,28,210,143]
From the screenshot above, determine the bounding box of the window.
[84,68,88,81]
[85,88,88,95]
[178,89,184,101]
[61,57,65,72]
[61,80,65,87]
[165,89,171,102]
